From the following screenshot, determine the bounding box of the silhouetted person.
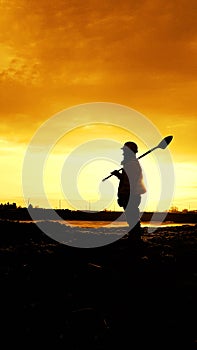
[111,142,146,240]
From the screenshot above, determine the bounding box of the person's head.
[121,141,138,157]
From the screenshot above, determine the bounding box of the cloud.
[0,0,196,147]
[0,57,41,85]
[1,0,196,84]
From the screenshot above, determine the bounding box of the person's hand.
[110,170,120,177]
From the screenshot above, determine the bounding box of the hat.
[121,141,138,153]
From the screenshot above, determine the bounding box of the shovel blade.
[157,135,173,149]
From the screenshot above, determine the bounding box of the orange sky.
[0,0,197,211]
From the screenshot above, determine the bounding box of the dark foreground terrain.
[1,221,197,349]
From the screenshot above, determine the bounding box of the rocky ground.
[1,221,197,349]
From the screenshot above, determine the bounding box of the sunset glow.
[0,0,197,211]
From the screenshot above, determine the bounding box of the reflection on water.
[64,220,195,229]
[13,219,196,229]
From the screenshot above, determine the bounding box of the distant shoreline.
[0,208,197,223]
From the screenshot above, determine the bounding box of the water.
[8,219,196,229]
[47,220,196,229]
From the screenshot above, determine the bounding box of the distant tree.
[0,202,16,209]
[169,206,179,213]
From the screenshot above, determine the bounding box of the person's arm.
[110,170,122,179]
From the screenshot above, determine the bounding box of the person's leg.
[124,195,142,239]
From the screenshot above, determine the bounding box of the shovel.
[102,135,173,182]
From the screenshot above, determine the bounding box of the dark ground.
[1,221,197,349]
